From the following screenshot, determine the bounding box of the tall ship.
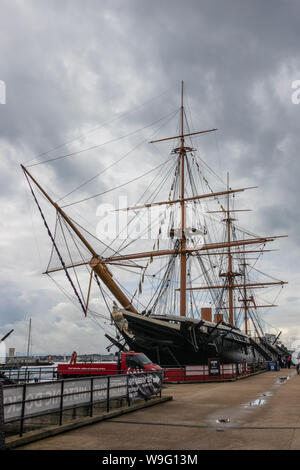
[22,82,289,367]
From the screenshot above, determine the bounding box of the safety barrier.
[1,371,163,439]
[163,362,266,382]
[0,367,57,384]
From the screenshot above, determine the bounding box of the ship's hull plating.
[112,310,280,367]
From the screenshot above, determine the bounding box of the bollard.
[0,383,5,450]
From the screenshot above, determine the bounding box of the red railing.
[163,362,265,383]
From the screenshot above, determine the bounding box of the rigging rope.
[61,157,173,208]
[27,109,178,168]
[23,87,174,165]
[24,170,87,316]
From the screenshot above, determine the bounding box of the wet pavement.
[18,369,300,450]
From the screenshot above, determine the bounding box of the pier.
[10,368,300,450]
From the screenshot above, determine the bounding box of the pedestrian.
[297,362,300,375]
[287,355,291,369]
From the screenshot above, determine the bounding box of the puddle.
[275,375,291,385]
[216,418,230,424]
[207,373,296,428]
[209,373,296,427]
[245,398,266,407]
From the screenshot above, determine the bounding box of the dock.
[12,368,300,450]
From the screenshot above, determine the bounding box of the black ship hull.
[112,310,281,367]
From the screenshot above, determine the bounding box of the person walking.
[287,355,292,369]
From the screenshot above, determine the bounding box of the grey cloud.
[0,0,299,352]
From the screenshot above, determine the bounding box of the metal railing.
[163,362,267,382]
[0,367,58,383]
[1,371,163,438]
[0,384,5,450]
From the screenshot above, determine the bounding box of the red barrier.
[163,363,259,383]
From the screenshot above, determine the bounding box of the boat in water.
[22,82,289,367]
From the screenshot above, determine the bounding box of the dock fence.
[0,384,5,450]
[0,367,57,384]
[2,371,163,439]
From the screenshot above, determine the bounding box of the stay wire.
[61,156,174,208]
[26,109,178,168]
[23,87,174,165]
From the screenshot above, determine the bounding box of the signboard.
[128,372,162,401]
[208,358,220,377]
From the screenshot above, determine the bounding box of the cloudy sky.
[1,0,300,356]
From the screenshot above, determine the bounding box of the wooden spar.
[149,128,217,144]
[190,249,277,256]
[216,305,278,309]
[206,209,252,213]
[102,261,145,268]
[103,236,286,263]
[183,281,287,291]
[44,247,278,274]
[116,187,257,212]
[44,261,91,273]
[21,164,138,314]
[44,260,145,274]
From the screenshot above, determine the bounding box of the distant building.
[9,348,15,358]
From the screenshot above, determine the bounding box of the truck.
[57,351,162,378]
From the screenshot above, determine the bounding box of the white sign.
[128,373,162,400]
[3,376,128,422]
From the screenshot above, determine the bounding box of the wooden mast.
[242,254,248,334]
[180,81,187,317]
[21,165,138,314]
[226,173,234,326]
